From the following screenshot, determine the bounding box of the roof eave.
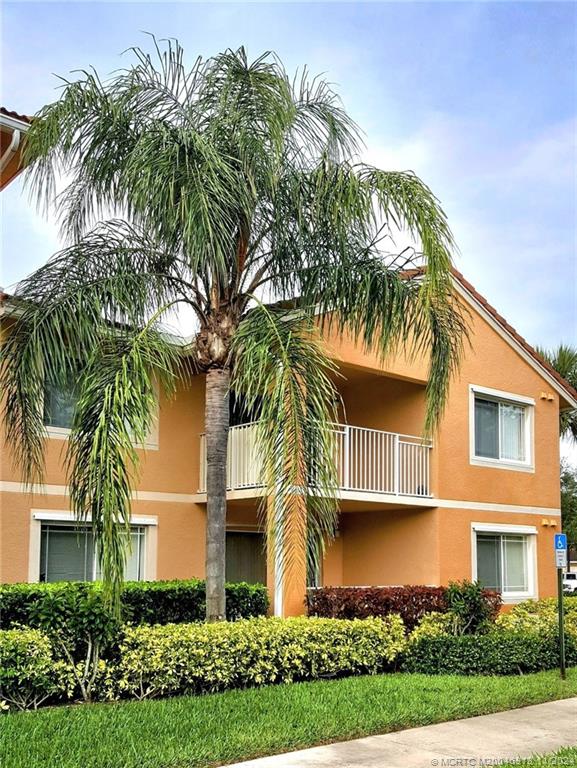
[451,273,577,410]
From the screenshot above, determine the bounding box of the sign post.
[555,533,567,680]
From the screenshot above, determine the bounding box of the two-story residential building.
[2,265,576,615]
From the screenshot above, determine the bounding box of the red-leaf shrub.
[306,585,501,633]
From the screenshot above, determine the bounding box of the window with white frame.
[471,387,533,468]
[39,523,145,582]
[473,526,536,599]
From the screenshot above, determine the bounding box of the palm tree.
[2,40,466,620]
[537,344,577,443]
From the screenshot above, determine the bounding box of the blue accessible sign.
[555,533,568,569]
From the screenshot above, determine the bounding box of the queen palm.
[2,40,465,620]
[537,344,577,443]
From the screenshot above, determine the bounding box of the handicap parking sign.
[555,533,567,568]
[555,533,567,550]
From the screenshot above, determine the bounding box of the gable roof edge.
[452,271,577,410]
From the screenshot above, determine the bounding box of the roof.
[399,265,577,406]
[1,270,576,406]
[451,268,577,406]
[0,107,32,125]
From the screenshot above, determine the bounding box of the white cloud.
[360,111,577,348]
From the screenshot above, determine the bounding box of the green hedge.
[0,579,269,629]
[402,632,577,675]
[116,616,406,699]
[0,615,406,708]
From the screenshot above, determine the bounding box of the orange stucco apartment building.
[1,107,576,615]
[2,273,576,615]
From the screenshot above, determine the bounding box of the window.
[473,525,536,600]
[470,386,533,469]
[39,523,145,582]
[42,374,159,449]
[43,378,78,430]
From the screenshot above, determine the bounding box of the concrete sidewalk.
[225,697,577,768]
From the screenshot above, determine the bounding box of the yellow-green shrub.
[408,612,452,643]
[0,628,74,710]
[497,598,577,641]
[116,616,406,700]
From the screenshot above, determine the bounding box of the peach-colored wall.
[434,308,561,508]
[321,506,557,601]
[320,320,429,384]
[339,509,440,586]
[340,376,426,437]
[1,373,206,495]
[0,368,208,583]
[437,507,557,599]
[0,289,566,603]
[0,490,206,583]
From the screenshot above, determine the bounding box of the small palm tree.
[2,40,465,619]
[537,344,577,443]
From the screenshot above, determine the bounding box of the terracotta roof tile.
[2,268,576,404]
[451,268,577,404]
[0,107,33,124]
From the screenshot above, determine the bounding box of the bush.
[445,580,501,634]
[497,596,577,622]
[0,628,73,710]
[402,631,577,675]
[408,611,453,642]
[27,583,120,701]
[306,583,500,633]
[120,580,269,624]
[116,616,406,700]
[497,598,577,642]
[0,579,269,630]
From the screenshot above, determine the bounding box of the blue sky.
[2,1,576,354]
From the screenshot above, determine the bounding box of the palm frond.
[1,221,190,483]
[230,304,340,586]
[537,344,577,443]
[67,323,183,611]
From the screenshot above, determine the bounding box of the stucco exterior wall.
[0,490,206,583]
[434,306,561,508]
[338,509,439,586]
[437,507,557,599]
[0,283,569,610]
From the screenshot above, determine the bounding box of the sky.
[1,1,576,454]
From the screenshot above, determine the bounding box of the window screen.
[474,396,527,462]
[40,523,145,582]
[476,532,529,594]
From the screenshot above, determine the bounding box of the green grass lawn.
[2,670,577,768]
[500,747,577,767]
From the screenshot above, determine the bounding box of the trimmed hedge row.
[3,595,577,710]
[116,616,406,699]
[306,584,501,632]
[402,596,577,675]
[402,632,577,675]
[0,616,406,709]
[0,579,269,629]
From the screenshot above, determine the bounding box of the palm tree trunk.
[204,366,230,621]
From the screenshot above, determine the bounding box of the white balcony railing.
[199,422,432,498]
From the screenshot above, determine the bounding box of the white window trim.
[471,522,538,603]
[28,509,158,583]
[469,385,535,473]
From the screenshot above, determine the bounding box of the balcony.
[199,422,433,500]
